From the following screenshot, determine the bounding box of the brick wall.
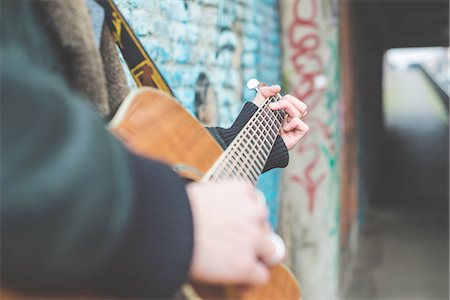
[115,0,283,227]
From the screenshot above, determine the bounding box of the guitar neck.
[204,95,285,184]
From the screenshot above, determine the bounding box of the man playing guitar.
[1,0,308,298]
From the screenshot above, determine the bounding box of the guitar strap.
[97,0,173,96]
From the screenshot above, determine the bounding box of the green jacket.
[1,1,288,298]
[1,1,193,298]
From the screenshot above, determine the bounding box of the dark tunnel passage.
[349,49,449,299]
[344,0,449,298]
[379,51,448,212]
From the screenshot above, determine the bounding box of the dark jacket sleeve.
[1,45,193,298]
[208,102,289,173]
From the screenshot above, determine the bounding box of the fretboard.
[204,95,285,184]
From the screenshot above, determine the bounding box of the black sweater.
[0,1,287,298]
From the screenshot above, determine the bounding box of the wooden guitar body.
[108,87,223,181]
[109,88,301,300]
[1,88,300,300]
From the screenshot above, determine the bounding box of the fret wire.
[205,130,249,180]
[207,158,227,181]
[254,153,265,170]
[274,108,285,123]
[257,118,274,148]
[260,139,271,156]
[220,140,249,180]
[255,139,267,162]
[219,139,253,181]
[205,96,286,183]
[255,95,284,160]
[237,157,252,179]
[258,109,278,144]
[273,107,284,125]
[260,107,279,135]
[232,130,270,180]
[269,115,282,137]
[219,156,244,180]
[245,153,260,180]
[227,120,258,162]
[217,162,238,181]
[240,134,266,172]
[260,110,280,139]
[245,169,255,182]
[268,121,280,140]
[248,110,271,154]
[212,141,242,180]
[247,115,272,156]
[227,152,241,177]
[245,113,275,176]
[254,110,280,167]
[256,154,265,170]
[211,151,241,181]
[229,112,267,180]
[262,106,282,134]
[246,155,260,179]
[224,106,268,175]
[233,142,258,181]
[218,163,232,180]
[239,157,256,182]
[216,121,254,177]
[255,109,269,138]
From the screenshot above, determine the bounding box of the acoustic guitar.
[108,79,301,300]
[1,80,301,300]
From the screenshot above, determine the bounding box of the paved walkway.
[348,67,449,300]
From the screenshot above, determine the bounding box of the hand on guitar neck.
[252,84,309,150]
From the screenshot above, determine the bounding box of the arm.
[1,44,278,298]
[1,45,193,298]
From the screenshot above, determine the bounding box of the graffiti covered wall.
[114,0,284,227]
[279,0,342,297]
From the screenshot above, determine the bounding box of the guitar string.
[215,103,281,182]
[209,96,283,183]
[222,102,283,183]
[230,116,267,182]
[233,96,284,180]
[240,107,280,180]
[215,122,275,183]
[205,94,286,183]
[248,106,283,173]
[206,105,267,181]
[239,123,270,183]
[213,99,277,181]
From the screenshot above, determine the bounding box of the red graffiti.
[287,0,335,215]
[301,89,324,112]
[291,143,326,214]
[306,116,333,140]
[288,0,318,34]
[288,0,323,102]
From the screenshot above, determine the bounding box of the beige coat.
[37,0,130,118]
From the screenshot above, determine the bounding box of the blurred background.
[114,0,449,299]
